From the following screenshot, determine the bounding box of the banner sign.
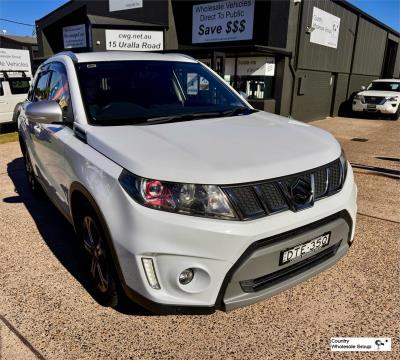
[0,48,31,73]
[192,0,255,44]
[63,24,87,49]
[109,0,143,12]
[225,57,275,76]
[105,29,164,51]
[310,7,341,49]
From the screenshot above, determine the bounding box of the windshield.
[367,81,400,92]
[76,60,249,125]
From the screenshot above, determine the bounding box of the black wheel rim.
[82,216,110,293]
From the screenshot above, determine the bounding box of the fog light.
[141,258,160,289]
[179,269,194,285]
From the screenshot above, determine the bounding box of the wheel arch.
[69,182,127,286]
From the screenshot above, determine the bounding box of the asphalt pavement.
[0,116,399,359]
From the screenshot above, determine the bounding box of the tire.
[75,202,119,307]
[22,147,42,195]
[390,108,399,120]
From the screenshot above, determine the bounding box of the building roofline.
[36,0,73,23]
[335,0,400,37]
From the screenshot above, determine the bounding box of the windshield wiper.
[221,107,257,117]
[145,112,223,124]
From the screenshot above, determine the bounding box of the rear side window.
[0,81,3,96]
[9,78,30,95]
[33,72,50,101]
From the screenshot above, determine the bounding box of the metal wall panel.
[292,70,334,121]
[332,73,349,116]
[297,0,357,73]
[352,18,387,76]
[348,74,377,96]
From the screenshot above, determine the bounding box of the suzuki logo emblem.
[278,175,315,212]
[290,178,313,205]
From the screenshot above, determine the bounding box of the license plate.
[367,104,376,109]
[279,232,331,266]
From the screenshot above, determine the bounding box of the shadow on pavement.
[4,157,151,316]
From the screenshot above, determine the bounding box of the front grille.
[364,96,385,105]
[240,241,342,293]
[223,159,344,220]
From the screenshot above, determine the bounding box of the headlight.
[354,95,365,103]
[386,96,398,102]
[118,170,238,220]
[339,149,348,182]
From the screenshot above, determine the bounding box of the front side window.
[48,64,71,112]
[368,82,400,92]
[9,78,31,95]
[33,71,50,101]
[76,60,248,125]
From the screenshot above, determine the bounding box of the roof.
[0,34,37,45]
[336,0,399,37]
[87,14,164,28]
[49,51,197,64]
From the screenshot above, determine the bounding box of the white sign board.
[225,57,275,76]
[310,7,341,49]
[0,48,31,73]
[109,0,143,12]
[63,24,87,49]
[105,29,163,51]
[192,0,255,44]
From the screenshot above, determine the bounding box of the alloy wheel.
[82,215,111,294]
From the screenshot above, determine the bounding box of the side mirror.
[361,86,366,90]
[25,100,63,124]
[238,91,248,100]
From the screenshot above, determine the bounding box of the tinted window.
[9,78,30,95]
[33,72,50,101]
[368,82,400,92]
[76,60,246,125]
[48,64,71,112]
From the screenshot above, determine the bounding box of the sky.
[0,0,399,37]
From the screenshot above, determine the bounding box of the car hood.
[358,90,399,97]
[86,112,341,184]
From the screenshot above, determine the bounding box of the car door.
[32,62,75,215]
[0,77,15,123]
[22,67,52,182]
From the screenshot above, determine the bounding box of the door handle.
[33,124,42,135]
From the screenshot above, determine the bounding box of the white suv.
[352,79,400,120]
[18,51,357,313]
[0,71,31,125]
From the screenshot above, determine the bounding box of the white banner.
[109,0,143,12]
[63,24,87,49]
[225,57,275,76]
[310,7,341,49]
[192,0,255,44]
[0,48,31,73]
[331,337,391,352]
[105,29,163,51]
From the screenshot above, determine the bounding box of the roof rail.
[54,51,79,63]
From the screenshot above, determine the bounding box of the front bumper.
[105,165,357,313]
[352,100,399,114]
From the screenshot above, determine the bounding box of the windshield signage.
[63,24,87,49]
[105,29,164,51]
[192,0,255,44]
[0,48,31,73]
[310,7,341,49]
